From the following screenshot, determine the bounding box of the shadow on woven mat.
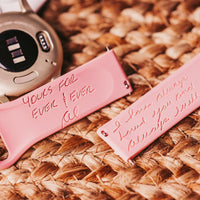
[1,0,200,199]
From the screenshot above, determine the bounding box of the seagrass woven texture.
[1,0,200,199]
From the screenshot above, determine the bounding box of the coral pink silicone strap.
[0,0,47,13]
[0,50,132,170]
[97,54,200,163]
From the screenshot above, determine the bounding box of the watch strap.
[0,50,132,170]
[97,53,200,163]
[0,0,47,13]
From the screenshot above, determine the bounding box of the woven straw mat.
[2,0,200,199]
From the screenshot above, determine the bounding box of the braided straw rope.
[1,0,200,199]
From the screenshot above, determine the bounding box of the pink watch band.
[0,50,132,170]
[97,53,200,163]
[0,0,47,13]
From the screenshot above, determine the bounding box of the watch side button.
[14,71,38,84]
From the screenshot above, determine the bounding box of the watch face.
[0,29,38,72]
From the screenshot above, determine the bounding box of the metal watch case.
[0,0,63,101]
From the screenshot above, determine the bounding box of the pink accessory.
[0,0,47,13]
[0,50,132,170]
[97,53,200,163]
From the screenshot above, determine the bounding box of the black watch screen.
[0,29,38,72]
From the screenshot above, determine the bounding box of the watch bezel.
[0,11,63,97]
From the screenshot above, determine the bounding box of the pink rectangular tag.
[0,50,132,170]
[97,54,200,162]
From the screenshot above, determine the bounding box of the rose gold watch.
[0,0,63,103]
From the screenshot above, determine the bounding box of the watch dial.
[0,29,38,72]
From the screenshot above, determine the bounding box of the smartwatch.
[0,0,63,102]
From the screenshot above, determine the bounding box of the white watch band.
[0,0,47,13]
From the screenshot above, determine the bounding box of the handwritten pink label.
[21,73,96,124]
[0,50,132,170]
[18,51,131,131]
[97,54,200,162]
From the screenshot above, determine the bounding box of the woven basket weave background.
[1,0,200,199]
